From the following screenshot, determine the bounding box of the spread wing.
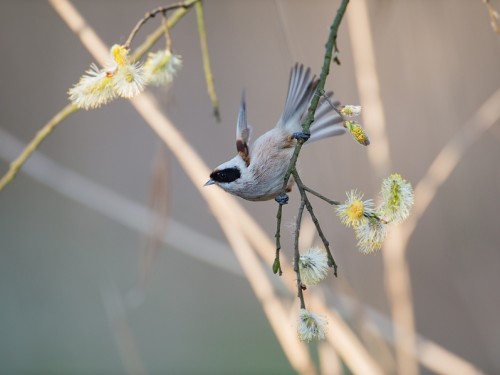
[236,91,251,166]
[276,64,319,130]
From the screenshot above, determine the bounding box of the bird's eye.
[210,167,241,183]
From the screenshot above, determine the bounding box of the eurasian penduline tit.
[205,63,345,201]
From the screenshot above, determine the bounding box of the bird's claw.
[292,131,311,142]
[275,193,289,205]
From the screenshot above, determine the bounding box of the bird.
[204,63,345,201]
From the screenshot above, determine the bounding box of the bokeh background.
[1,0,500,374]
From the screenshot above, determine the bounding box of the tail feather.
[307,90,345,144]
[308,123,345,143]
[278,64,345,144]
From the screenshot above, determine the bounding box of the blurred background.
[1,0,500,374]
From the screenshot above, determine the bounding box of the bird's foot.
[275,193,289,205]
[292,131,311,142]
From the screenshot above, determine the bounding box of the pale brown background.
[1,0,500,374]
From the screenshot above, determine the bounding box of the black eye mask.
[210,167,241,183]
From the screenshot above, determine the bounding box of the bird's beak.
[204,179,216,187]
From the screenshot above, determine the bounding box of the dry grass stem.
[347,1,417,374]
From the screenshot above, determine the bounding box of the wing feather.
[236,91,250,166]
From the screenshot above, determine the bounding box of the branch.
[293,198,307,309]
[280,0,349,193]
[131,3,195,62]
[124,2,192,49]
[303,185,340,206]
[273,204,284,275]
[293,170,338,277]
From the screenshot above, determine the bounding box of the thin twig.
[303,185,340,206]
[294,198,307,309]
[273,204,283,275]
[318,89,345,119]
[195,1,220,121]
[124,3,191,49]
[131,2,196,63]
[293,170,338,277]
